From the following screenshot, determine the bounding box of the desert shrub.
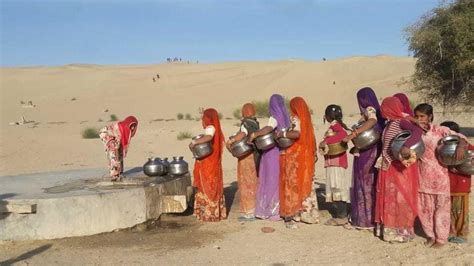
[109,114,118,121]
[177,131,192,140]
[81,127,100,139]
[233,108,241,119]
[177,113,184,120]
[185,113,192,120]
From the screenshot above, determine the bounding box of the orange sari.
[193,108,227,222]
[280,97,317,218]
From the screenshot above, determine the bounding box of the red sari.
[193,109,227,222]
[375,97,420,242]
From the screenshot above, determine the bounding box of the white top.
[291,116,301,131]
[204,125,215,137]
[267,116,278,129]
[240,124,248,135]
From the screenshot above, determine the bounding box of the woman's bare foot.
[431,242,445,249]
[424,238,436,247]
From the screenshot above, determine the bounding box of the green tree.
[405,0,474,110]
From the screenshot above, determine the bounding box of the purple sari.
[351,87,385,228]
[255,94,290,219]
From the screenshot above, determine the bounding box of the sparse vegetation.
[405,0,474,109]
[81,127,100,139]
[109,114,118,121]
[218,112,223,119]
[185,113,192,120]
[177,131,192,140]
[177,113,184,120]
[233,108,241,119]
[98,118,103,122]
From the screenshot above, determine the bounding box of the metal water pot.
[275,128,295,149]
[168,156,189,175]
[230,137,254,158]
[254,132,276,151]
[391,130,425,160]
[191,134,213,159]
[351,121,381,150]
[437,135,469,166]
[143,157,167,176]
[454,150,473,175]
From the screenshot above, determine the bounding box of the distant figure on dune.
[323,58,327,61]
[152,78,156,82]
[99,116,138,181]
[333,81,336,85]
[156,74,160,79]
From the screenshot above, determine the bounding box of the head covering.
[290,97,316,197]
[269,94,291,130]
[117,116,138,155]
[393,93,413,116]
[380,97,405,120]
[356,87,385,130]
[193,108,225,202]
[241,103,256,118]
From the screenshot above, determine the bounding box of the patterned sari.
[193,108,227,222]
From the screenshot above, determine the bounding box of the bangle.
[283,131,287,138]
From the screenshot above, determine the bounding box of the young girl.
[99,116,138,181]
[440,121,472,244]
[414,104,468,247]
[320,104,350,226]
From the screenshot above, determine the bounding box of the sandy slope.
[1,56,473,264]
[1,56,419,176]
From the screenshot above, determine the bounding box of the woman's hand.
[400,146,412,160]
[275,130,283,139]
[247,132,256,144]
[455,145,466,161]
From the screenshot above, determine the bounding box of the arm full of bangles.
[342,118,377,143]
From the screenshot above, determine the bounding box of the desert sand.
[1,56,473,264]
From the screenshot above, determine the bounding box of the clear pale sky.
[1,0,440,66]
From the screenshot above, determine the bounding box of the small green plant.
[218,112,223,119]
[81,127,100,139]
[233,108,241,119]
[185,113,192,120]
[177,113,184,120]
[252,99,270,117]
[109,114,118,121]
[177,131,192,140]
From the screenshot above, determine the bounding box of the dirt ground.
[1,177,473,265]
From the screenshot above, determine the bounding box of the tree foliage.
[406,0,474,109]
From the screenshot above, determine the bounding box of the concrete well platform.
[0,167,192,241]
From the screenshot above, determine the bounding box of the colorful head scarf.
[290,97,316,197]
[356,87,385,130]
[241,103,256,118]
[393,93,413,116]
[193,108,225,202]
[117,116,138,155]
[380,97,405,120]
[269,94,290,130]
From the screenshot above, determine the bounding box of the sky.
[1,0,442,66]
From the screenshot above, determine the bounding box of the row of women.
[99,88,471,248]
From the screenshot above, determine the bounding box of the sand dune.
[1,55,469,177]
